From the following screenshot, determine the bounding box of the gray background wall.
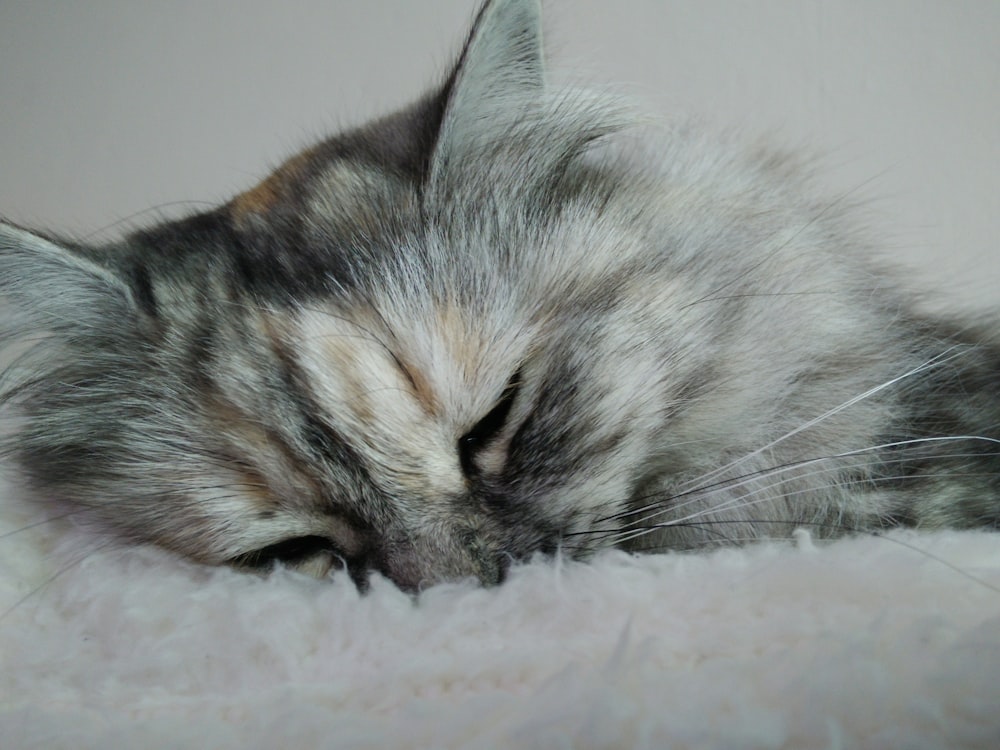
[1,1,997,310]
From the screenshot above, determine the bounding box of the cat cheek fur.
[2,0,1000,590]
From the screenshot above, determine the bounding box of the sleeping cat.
[1,0,999,590]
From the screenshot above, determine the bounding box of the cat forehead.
[292,294,531,384]
[226,135,422,238]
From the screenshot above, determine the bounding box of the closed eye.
[458,370,522,477]
[230,535,341,569]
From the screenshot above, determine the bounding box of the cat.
[1,0,999,591]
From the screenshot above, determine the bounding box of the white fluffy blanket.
[2,477,1000,749]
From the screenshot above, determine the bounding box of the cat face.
[0,0,687,588]
[6,0,996,589]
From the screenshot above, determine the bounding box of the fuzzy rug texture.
[2,473,1000,750]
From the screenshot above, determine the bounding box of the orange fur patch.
[228,150,314,223]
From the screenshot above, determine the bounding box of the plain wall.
[1,1,997,310]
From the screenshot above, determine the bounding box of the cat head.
[0,0,673,588]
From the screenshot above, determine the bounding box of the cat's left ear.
[0,222,136,336]
[431,0,544,178]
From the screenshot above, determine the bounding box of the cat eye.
[458,371,522,477]
[231,535,341,570]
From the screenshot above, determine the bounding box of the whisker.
[604,520,1000,595]
[677,171,890,312]
[605,468,1000,550]
[607,435,1000,525]
[629,447,1000,534]
[0,508,90,543]
[569,518,873,547]
[672,348,972,496]
[80,201,218,241]
[866,531,1000,594]
[679,290,835,310]
[577,440,1000,550]
[0,538,119,625]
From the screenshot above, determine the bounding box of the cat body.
[2,0,999,589]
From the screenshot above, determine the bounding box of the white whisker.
[597,435,1000,549]
[612,434,1000,525]
[674,347,972,496]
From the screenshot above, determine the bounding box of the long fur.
[1,0,999,590]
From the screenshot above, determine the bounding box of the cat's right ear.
[0,222,136,335]
[429,0,544,180]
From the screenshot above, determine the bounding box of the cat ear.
[431,0,544,177]
[0,222,135,336]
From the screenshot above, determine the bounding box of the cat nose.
[364,540,440,591]
[367,538,511,591]
[373,551,424,592]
